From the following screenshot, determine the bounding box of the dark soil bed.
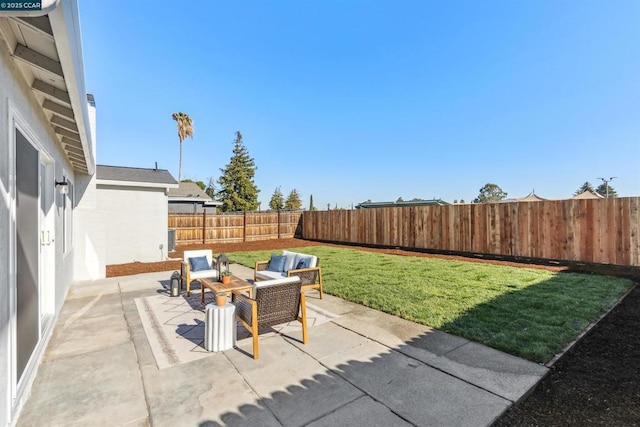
[106,238,640,426]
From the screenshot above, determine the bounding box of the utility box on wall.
[168,229,176,252]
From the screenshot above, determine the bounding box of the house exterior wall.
[0,27,77,426]
[74,99,105,280]
[97,184,169,264]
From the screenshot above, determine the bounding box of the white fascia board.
[47,0,95,174]
[97,179,179,190]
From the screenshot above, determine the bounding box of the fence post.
[278,210,281,239]
[202,208,206,244]
[243,210,247,242]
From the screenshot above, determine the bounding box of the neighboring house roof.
[502,191,548,203]
[0,2,96,174]
[96,164,178,189]
[356,199,449,208]
[168,182,222,206]
[572,190,605,199]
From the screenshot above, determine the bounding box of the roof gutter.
[0,0,60,16]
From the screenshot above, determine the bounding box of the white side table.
[205,302,236,352]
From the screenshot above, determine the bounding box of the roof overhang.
[0,0,95,174]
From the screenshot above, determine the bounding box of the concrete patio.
[15,265,548,426]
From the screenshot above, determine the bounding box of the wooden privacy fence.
[169,210,303,244]
[301,198,640,266]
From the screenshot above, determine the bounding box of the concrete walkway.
[16,265,548,426]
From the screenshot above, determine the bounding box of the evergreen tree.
[285,189,302,210]
[217,131,260,212]
[596,183,618,198]
[574,182,595,196]
[309,194,315,211]
[269,186,284,210]
[473,183,507,203]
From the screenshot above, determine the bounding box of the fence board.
[300,198,640,266]
[169,210,303,245]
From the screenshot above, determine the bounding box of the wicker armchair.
[254,259,324,299]
[234,278,308,359]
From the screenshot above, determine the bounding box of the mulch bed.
[106,238,640,425]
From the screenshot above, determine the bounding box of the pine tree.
[309,194,315,211]
[595,183,618,198]
[217,131,260,212]
[269,186,284,210]
[285,189,302,210]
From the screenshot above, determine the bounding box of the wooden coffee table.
[200,276,254,304]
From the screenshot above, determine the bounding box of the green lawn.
[228,246,633,363]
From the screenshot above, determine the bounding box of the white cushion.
[282,250,298,272]
[253,275,301,293]
[256,270,285,281]
[190,270,218,280]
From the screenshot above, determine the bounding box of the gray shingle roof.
[96,165,177,185]
[168,182,212,200]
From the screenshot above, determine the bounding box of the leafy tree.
[460,199,465,203]
[285,189,302,210]
[217,131,260,212]
[205,177,215,198]
[574,182,595,196]
[596,183,618,198]
[171,112,194,182]
[453,199,458,204]
[396,197,404,203]
[269,186,284,210]
[473,183,507,203]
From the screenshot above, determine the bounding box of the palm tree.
[171,112,194,182]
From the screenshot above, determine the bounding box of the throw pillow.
[267,254,287,272]
[296,258,309,269]
[189,256,210,272]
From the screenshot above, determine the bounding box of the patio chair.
[181,249,218,296]
[234,278,308,359]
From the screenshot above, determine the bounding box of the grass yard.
[228,246,633,363]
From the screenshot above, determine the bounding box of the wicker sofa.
[254,250,324,299]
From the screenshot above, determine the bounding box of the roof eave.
[48,1,95,174]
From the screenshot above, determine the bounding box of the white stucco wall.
[97,184,169,265]
[0,26,77,427]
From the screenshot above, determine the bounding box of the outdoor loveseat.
[254,250,324,298]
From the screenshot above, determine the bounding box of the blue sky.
[79,1,639,209]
